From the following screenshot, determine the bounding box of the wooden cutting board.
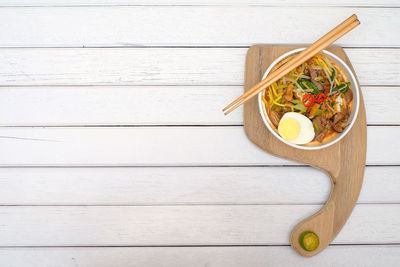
[243,45,367,257]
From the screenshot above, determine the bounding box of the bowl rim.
[257,47,360,150]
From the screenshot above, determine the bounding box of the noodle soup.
[258,48,360,150]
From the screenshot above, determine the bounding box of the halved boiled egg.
[278,112,315,145]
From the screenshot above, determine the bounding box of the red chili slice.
[302,94,314,107]
[315,92,327,103]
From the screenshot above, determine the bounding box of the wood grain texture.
[0,48,397,86]
[244,45,366,256]
[0,86,397,126]
[0,126,397,166]
[0,48,400,86]
[0,166,397,205]
[0,7,398,47]
[0,205,397,246]
[0,246,399,267]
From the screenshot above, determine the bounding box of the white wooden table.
[0,1,399,266]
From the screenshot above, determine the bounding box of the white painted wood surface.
[0,205,398,246]
[3,0,400,7]
[0,7,398,47]
[0,49,398,85]
[0,246,398,267]
[0,86,397,126]
[0,167,398,205]
[0,126,398,166]
[0,1,399,266]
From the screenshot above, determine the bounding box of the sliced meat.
[269,111,281,128]
[332,113,345,124]
[330,112,349,133]
[329,120,346,133]
[344,89,353,103]
[321,115,331,130]
[333,112,345,124]
[284,83,294,101]
[315,128,329,142]
[313,115,334,142]
[312,116,323,135]
[341,104,349,117]
[314,115,331,129]
[307,62,324,92]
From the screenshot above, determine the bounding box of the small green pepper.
[291,99,307,113]
[332,82,350,93]
[298,79,320,94]
[314,123,319,132]
[330,68,336,82]
[313,109,322,116]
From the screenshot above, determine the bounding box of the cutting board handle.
[289,167,364,257]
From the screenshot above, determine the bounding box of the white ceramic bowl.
[258,48,360,150]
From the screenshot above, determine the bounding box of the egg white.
[278,112,315,145]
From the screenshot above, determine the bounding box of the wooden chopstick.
[222,14,357,113]
[223,15,359,114]
[223,15,360,115]
[225,19,360,115]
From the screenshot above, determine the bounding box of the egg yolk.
[278,118,300,141]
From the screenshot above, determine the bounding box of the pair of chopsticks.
[222,14,360,115]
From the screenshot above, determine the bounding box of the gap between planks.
[1,0,400,8]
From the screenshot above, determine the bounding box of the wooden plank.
[0,48,244,86]
[0,166,397,205]
[2,0,399,7]
[0,246,399,267]
[0,86,397,126]
[0,48,398,86]
[0,204,398,246]
[0,8,398,47]
[0,126,397,166]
